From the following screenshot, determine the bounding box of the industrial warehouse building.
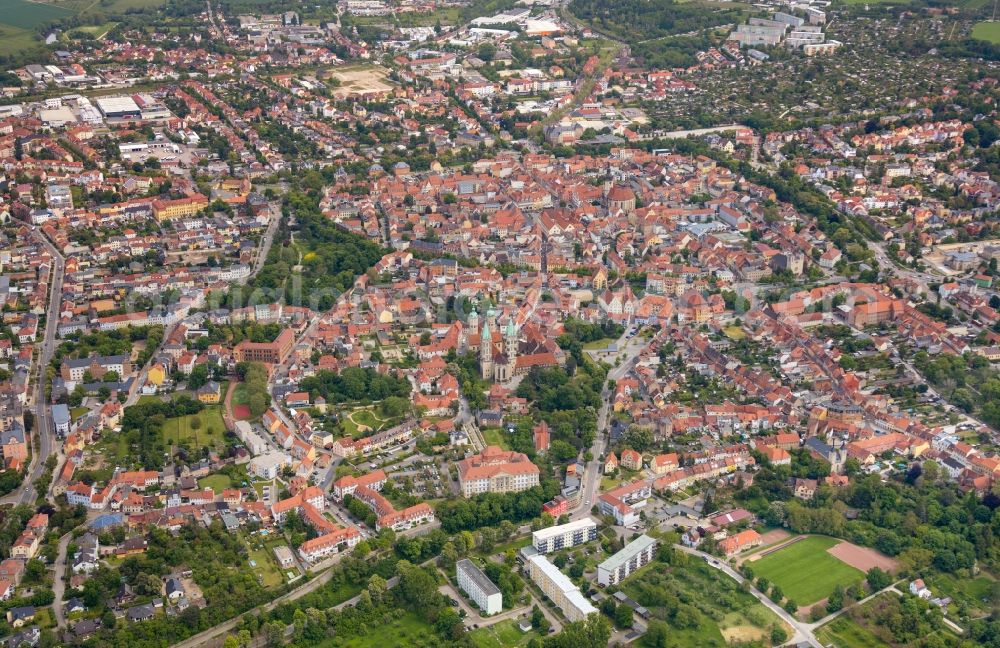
[95,96,142,119]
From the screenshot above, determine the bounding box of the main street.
[2,231,65,506]
[570,329,648,520]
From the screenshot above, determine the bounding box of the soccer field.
[750,536,864,606]
[972,21,1000,44]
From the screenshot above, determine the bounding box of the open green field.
[315,611,437,647]
[342,406,402,438]
[469,618,538,648]
[623,557,788,645]
[1,0,71,29]
[0,0,162,56]
[815,614,891,648]
[582,337,614,350]
[70,20,117,37]
[972,21,1000,44]
[480,427,510,450]
[0,25,42,57]
[198,473,233,494]
[750,536,864,606]
[161,405,228,450]
[723,326,746,340]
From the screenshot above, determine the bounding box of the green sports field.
[972,21,1000,44]
[750,536,864,606]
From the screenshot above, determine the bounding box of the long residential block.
[456,559,502,615]
[597,534,657,586]
[531,518,598,554]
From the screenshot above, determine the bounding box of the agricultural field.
[972,21,1000,44]
[2,0,71,30]
[469,618,538,648]
[622,555,789,646]
[0,0,163,56]
[748,536,865,606]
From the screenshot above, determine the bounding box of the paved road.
[570,330,647,520]
[675,544,821,647]
[51,533,72,628]
[2,232,65,506]
[246,203,282,282]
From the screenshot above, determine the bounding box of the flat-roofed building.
[456,559,502,615]
[272,545,295,569]
[525,554,597,622]
[532,518,598,554]
[96,96,141,119]
[597,534,657,586]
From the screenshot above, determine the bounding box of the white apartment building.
[532,518,598,554]
[456,559,502,616]
[597,534,657,586]
[525,555,597,622]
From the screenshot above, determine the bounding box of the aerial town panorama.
[0,0,999,646]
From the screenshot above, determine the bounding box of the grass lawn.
[481,427,510,450]
[750,536,864,606]
[161,404,228,450]
[342,407,403,438]
[315,611,438,647]
[232,382,250,406]
[469,618,537,648]
[71,21,118,37]
[972,21,1000,44]
[246,543,285,588]
[723,326,746,340]
[198,473,233,494]
[816,614,891,648]
[70,406,89,421]
[582,338,614,350]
